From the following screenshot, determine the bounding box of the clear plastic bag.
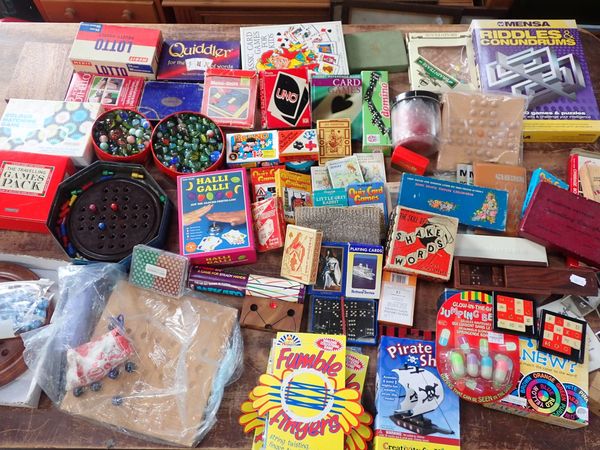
[0,279,53,339]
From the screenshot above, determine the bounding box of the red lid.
[390,145,429,175]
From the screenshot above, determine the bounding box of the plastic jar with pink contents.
[391,90,441,157]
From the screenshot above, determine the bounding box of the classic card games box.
[278,129,319,162]
[69,23,162,80]
[399,173,509,232]
[486,337,589,429]
[470,19,600,142]
[385,206,458,281]
[0,151,73,233]
[157,40,240,81]
[225,130,279,168]
[240,21,349,74]
[312,75,362,141]
[138,81,203,121]
[0,99,103,166]
[260,68,311,129]
[374,336,461,450]
[177,168,256,266]
[65,72,143,109]
[361,71,392,154]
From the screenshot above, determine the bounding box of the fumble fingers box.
[69,23,162,80]
[65,72,143,109]
[177,168,256,266]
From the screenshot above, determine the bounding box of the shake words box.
[177,168,256,266]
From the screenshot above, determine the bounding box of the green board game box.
[344,31,408,73]
[361,71,392,154]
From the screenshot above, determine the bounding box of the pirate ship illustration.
[352,263,375,281]
[390,365,455,436]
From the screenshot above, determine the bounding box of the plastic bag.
[0,279,53,339]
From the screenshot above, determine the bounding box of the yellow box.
[523,120,600,143]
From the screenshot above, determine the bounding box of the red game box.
[259,68,311,129]
[0,151,73,233]
[65,72,144,109]
[251,196,286,252]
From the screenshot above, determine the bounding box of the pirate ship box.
[470,19,600,142]
[374,336,461,450]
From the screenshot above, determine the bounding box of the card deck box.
[278,129,319,162]
[312,75,362,141]
[280,225,322,285]
[377,271,417,327]
[275,169,312,224]
[344,31,408,73]
[240,296,303,332]
[317,118,352,165]
[471,19,600,143]
[225,130,279,168]
[345,243,383,299]
[0,99,103,166]
[313,188,347,207]
[361,71,392,154]
[157,40,240,81]
[177,168,256,267]
[249,165,284,202]
[399,173,509,232]
[385,206,458,281]
[64,72,143,109]
[310,165,332,191]
[69,23,162,80]
[201,68,258,129]
[485,337,589,429]
[308,241,348,297]
[355,152,387,183]
[520,182,600,268]
[251,196,286,252]
[326,155,364,188]
[347,182,388,226]
[260,68,311,129]
[473,163,527,236]
[0,151,73,233]
[138,81,203,121]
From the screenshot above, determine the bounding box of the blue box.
[399,173,508,232]
[347,181,388,226]
[138,81,203,120]
[313,188,348,207]
[308,241,348,297]
[521,168,568,217]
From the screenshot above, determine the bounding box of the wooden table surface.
[0,22,600,450]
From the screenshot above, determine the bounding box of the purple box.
[188,265,249,296]
[157,40,241,81]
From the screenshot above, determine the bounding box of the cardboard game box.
[260,68,311,129]
[345,243,383,300]
[470,19,600,142]
[177,168,256,266]
[138,81,203,120]
[64,72,143,109]
[226,130,279,168]
[361,70,392,154]
[157,40,240,81]
[0,152,73,233]
[251,196,286,252]
[249,165,284,202]
[275,169,313,223]
[69,22,162,80]
[278,129,319,162]
[281,225,323,284]
[374,336,461,450]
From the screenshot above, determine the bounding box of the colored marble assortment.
[93,109,152,157]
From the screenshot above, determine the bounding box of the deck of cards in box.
[69,22,162,79]
[251,196,286,252]
[260,68,311,128]
[65,72,143,109]
[177,168,256,266]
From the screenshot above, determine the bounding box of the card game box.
[326,155,364,188]
[345,243,383,299]
[347,182,388,226]
[64,72,143,109]
[355,152,387,183]
[385,206,458,281]
[312,75,363,140]
[251,196,286,252]
[69,23,162,80]
[240,21,349,74]
[374,336,461,450]
[177,168,256,266]
[311,165,332,191]
[0,99,103,166]
[308,241,348,297]
[378,271,417,327]
[470,19,600,142]
[157,40,240,81]
[0,151,73,233]
[275,169,313,223]
[201,68,258,129]
[399,173,509,232]
[281,225,323,284]
[260,68,311,129]
[361,71,392,154]
[522,168,567,217]
[278,129,319,162]
[317,118,352,165]
[313,188,348,207]
[138,81,203,121]
[249,165,284,202]
[485,337,589,429]
[225,130,279,168]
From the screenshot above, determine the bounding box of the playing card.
[318,62,335,75]
[222,229,247,245]
[317,42,337,54]
[199,236,222,252]
[319,53,339,66]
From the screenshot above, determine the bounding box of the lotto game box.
[64,72,143,109]
[470,19,600,142]
[374,336,461,450]
[260,68,311,129]
[177,168,256,266]
[157,40,240,81]
[69,23,162,80]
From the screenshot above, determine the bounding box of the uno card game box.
[65,72,143,109]
[157,40,240,81]
[260,68,311,129]
[69,23,162,80]
[471,19,600,142]
[138,81,203,121]
[0,99,103,166]
[177,168,256,266]
[361,71,392,154]
[278,129,319,162]
[225,130,279,168]
[0,151,73,233]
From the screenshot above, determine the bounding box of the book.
[355,152,387,183]
[345,243,383,300]
[260,68,311,129]
[313,188,348,208]
[310,165,332,192]
[278,129,319,162]
[240,21,349,74]
[64,72,143,109]
[275,169,313,223]
[361,70,392,154]
[347,181,388,226]
[249,165,284,202]
[374,336,461,450]
[311,75,362,140]
[326,156,364,188]
[225,130,279,168]
[281,225,323,284]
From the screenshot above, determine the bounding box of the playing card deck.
[281,225,322,285]
[317,119,352,165]
[251,196,286,252]
[260,68,311,129]
[326,155,364,188]
[310,166,332,191]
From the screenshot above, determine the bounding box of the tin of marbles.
[92,109,152,162]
